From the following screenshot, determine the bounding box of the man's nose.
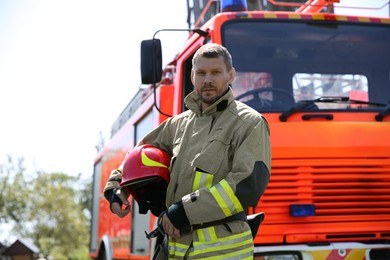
[203,73,214,83]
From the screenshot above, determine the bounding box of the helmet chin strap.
[145,212,166,239]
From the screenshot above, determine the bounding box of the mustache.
[200,83,216,90]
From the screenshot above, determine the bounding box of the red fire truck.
[89,0,390,259]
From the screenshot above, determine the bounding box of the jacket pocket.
[193,152,222,175]
[191,153,220,191]
[202,128,233,174]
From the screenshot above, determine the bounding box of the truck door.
[131,110,155,255]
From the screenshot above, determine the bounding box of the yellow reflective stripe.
[193,171,202,191]
[200,246,254,260]
[197,227,218,242]
[208,226,217,241]
[191,230,253,256]
[210,185,230,216]
[194,229,252,245]
[141,151,168,168]
[167,241,188,257]
[167,250,186,257]
[210,180,243,216]
[205,174,213,188]
[193,171,214,191]
[196,229,205,241]
[220,180,243,212]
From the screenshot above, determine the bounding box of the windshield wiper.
[279,96,387,122]
[348,99,387,107]
[279,99,318,122]
[375,103,390,121]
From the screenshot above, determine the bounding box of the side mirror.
[140,39,162,84]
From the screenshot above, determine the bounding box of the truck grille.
[260,157,390,222]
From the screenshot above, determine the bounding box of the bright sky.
[1,0,388,180]
[0,0,388,244]
[0,0,188,180]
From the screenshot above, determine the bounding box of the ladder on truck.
[188,0,388,29]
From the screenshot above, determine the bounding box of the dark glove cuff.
[166,201,190,230]
[103,189,113,202]
[104,188,122,213]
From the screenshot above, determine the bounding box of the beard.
[199,84,221,105]
[200,93,219,105]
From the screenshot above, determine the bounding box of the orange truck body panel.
[90,1,390,259]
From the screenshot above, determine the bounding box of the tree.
[0,156,91,259]
[14,172,90,259]
[0,155,29,223]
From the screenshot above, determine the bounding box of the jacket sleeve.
[102,117,177,215]
[182,115,271,225]
[103,163,124,212]
[138,117,175,156]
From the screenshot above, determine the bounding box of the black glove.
[165,201,191,234]
[104,188,123,213]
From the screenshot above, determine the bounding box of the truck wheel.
[97,246,107,260]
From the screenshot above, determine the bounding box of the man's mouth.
[202,87,215,92]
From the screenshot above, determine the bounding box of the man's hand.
[162,213,181,239]
[111,189,131,218]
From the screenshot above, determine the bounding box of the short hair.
[192,43,233,71]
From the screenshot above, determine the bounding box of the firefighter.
[104,43,271,259]
[255,72,273,101]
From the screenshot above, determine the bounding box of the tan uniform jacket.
[137,88,271,259]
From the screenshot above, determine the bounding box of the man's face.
[191,56,235,109]
[256,73,272,88]
[255,72,273,101]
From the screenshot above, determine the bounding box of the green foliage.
[0,156,92,259]
[0,155,29,223]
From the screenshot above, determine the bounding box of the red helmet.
[120,144,171,216]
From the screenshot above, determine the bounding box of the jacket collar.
[184,87,234,116]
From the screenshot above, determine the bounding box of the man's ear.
[228,67,236,85]
[190,69,195,86]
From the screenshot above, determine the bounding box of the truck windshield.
[224,19,390,112]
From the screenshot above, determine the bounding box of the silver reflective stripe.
[210,180,243,216]
[168,241,189,258]
[192,171,213,191]
[200,247,254,260]
[190,230,253,257]
[196,226,217,242]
